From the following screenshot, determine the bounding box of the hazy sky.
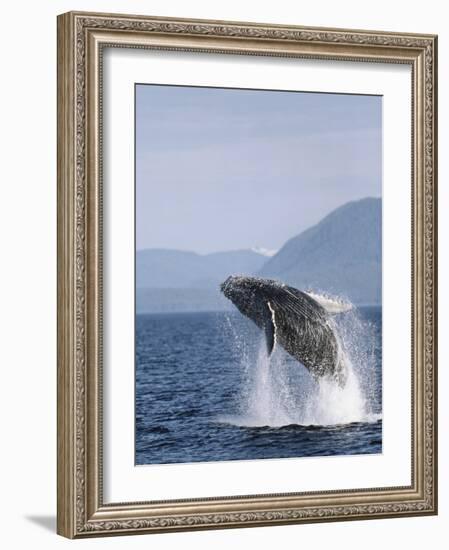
[136,84,382,254]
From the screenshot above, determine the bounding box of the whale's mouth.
[220,275,253,300]
[220,276,237,300]
[220,276,233,295]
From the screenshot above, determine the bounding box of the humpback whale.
[220,276,350,386]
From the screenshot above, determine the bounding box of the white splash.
[221,300,381,428]
[301,362,371,426]
[305,290,353,314]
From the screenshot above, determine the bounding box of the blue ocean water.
[136,306,382,465]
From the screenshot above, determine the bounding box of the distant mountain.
[136,198,381,313]
[251,247,278,257]
[136,248,267,289]
[259,197,381,304]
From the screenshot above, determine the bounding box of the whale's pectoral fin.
[264,301,277,356]
[264,318,275,356]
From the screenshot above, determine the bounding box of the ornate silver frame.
[57,11,438,538]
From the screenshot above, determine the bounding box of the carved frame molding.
[57,11,437,538]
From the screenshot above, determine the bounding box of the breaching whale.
[220,275,351,386]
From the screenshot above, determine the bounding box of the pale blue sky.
[136,84,382,254]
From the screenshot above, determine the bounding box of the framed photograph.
[57,11,438,538]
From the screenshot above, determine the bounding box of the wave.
[216,414,382,429]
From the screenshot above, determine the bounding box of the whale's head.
[220,275,281,320]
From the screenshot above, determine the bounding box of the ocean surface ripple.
[136,306,382,465]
